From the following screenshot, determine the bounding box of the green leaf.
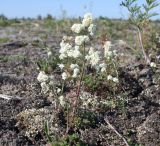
[148,12,159,18]
[149,3,160,10]
[44,121,54,144]
[146,0,157,6]
[143,4,149,12]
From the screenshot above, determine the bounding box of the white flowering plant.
[37,13,120,132]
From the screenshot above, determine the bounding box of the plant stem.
[73,43,86,114]
[137,27,150,64]
[61,81,65,94]
[66,104,69,134]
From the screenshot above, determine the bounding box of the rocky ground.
[0,21,160,146]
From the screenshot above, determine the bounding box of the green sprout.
[121,0,160,64]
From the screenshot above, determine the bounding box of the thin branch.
[0,94,23,100]
[137,27,150,64]
[73,42,86,113]
[0,41,27,48]
[104,117,129,146]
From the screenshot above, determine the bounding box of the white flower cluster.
[37,71,49,83]
[103,41,117,59]
[150,62,156,68]
[85,47,101,67]
[79,91,114,110]
[88,24,96,36]
[79,92,99,109]
[37,71,57,93]
[62,72,68,80]
[71,24,84,33]
[75,35,90,46]
[47,51,52,58]
[59,64,80,80]
[59,38,82,60]
[82,13,93,27]
[107,75,119,83]
[59,95,66,107]
[99,63,107,72]
[71,13,96,36]
[58,64,65,70]
[70,64,80,78]
[104,41,112,57]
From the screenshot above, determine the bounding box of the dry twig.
[0,94,23,100]
[104,117,129,146]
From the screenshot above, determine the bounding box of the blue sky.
[0,0,160,19]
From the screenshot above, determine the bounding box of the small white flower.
[75,35,89,46]
[58,64,65,70]
[59,43,72,54]
[85,47,101,67]
[62,72,67,80]
[37,71,49,83]
[59,96,66,107]
[48,75,56,87]
[120,53,124,56]
[40,82,49,93]
[118,40,127,46]
[101,67,106,73]
[85,55,90,61]
[95,65,101,72]
[57,88,61,93]
[70,64,79,70]
[88,47,95,55]
[75,45,80,50]
[49,75,55,80]
[113,50,117,56]
[73,50,81,58]
[49,80,55,86]
[82,19,92,27]
[99,63,106,68]
[90,51,100,66]
[88,24,96,36]
[83,35,90,42]
[59,42,74,59]
[150,62,156,68]
[112,77,119,83]
[104,41,112,57]
[156,55,160,60]
[47,51,52,57]
[75,36,83,46]
[107,75,113,80]
[60,40,65,48]
[72,68,79,78]
[67,49,74,57]
[73,46,81,58]
[59,53,67,60]
[62,36,68,41]
[71,23,84,33]
[82,13,93,27]
[106,51,114,59]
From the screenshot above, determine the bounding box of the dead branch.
[0,94,23,100]
[104,117,129,146]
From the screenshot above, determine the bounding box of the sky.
[0,0,160,19]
